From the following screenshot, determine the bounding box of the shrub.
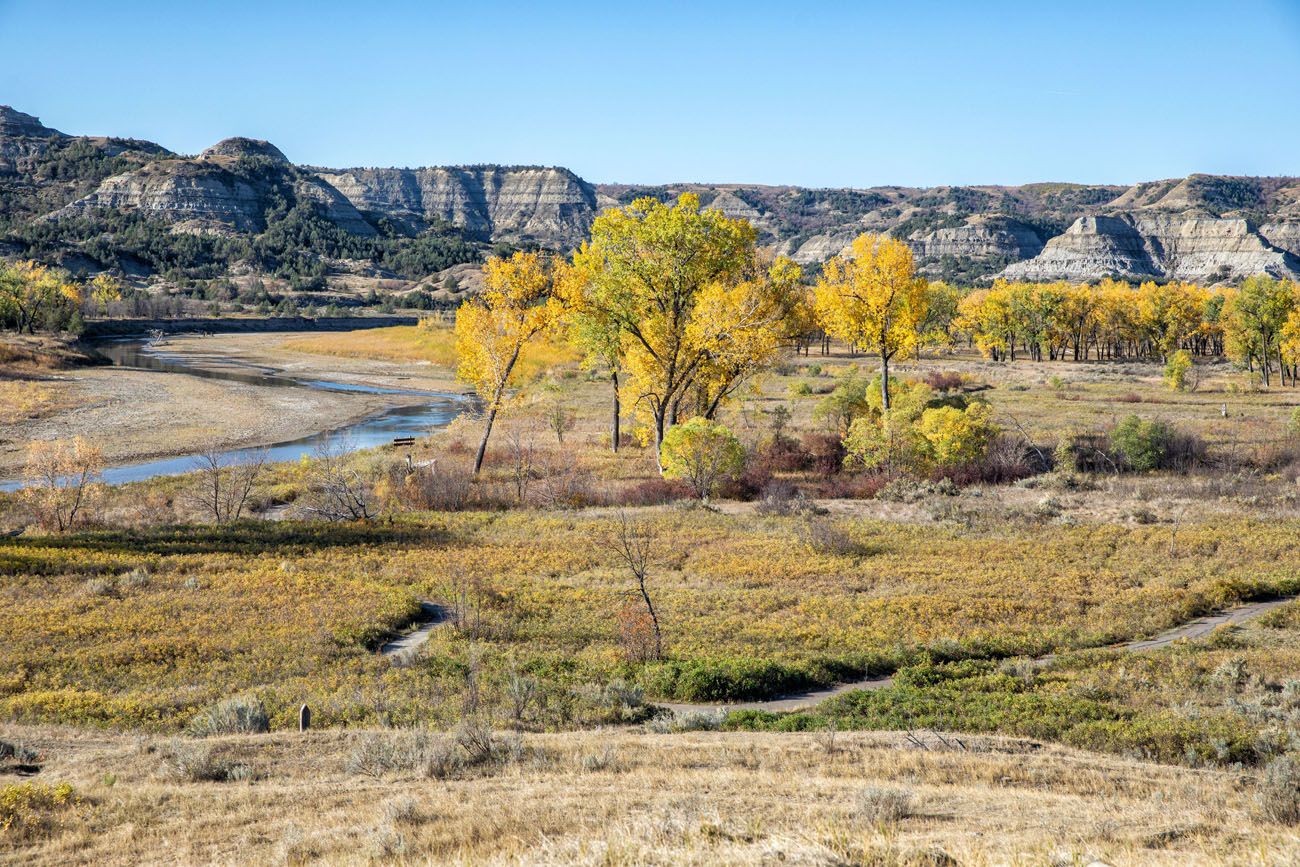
[646,709,727,733]
[188,696,271,736]
[0,782,78,840]
[1111,415,1172,472]
[1259,755,1300,824]
[813,367,872,434]
[394,460,476,511]
[0,740,38,766]
[618,478,691,506]
[915,401,999,470]
[755,479,816,516]
[348,730,444,778]
[159,740,253,783]
[802,432,846,478]
[639,656,859,702]
[1164,350,1195,391]
[660,418,745,501]
[1289,406,1300,438]
[799,517,868,557]
[922,370,965,392]
[856,786,914,825]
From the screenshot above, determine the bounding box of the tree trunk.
[653,409,667,475]
[638,577,663,660]
[473,405,499,475]
[610,371,620,453]
[880,353,891,410]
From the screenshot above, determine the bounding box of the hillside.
[598,178,1300,283]
[2,105,1299,291]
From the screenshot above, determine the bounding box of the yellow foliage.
[572,194,800,457]
[814,234,928,407]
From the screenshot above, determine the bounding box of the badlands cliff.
[2,105,1299,284]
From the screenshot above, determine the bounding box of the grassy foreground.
[2,725,1293,866]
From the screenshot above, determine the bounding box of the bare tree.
[609,511,662,660]
[302,437,375,521]
[189,447,267,523]
[543,391,576,444]
[504,429,535,505]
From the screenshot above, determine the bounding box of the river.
[0,339,467,491]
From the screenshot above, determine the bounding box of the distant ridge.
[2,105,1298,285]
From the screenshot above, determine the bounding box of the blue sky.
[2,0,1298,187]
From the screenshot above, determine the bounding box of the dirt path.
[657,594,1300,714]
[379,602,449,658]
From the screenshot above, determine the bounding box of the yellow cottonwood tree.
[572,194,795,469]
[814,234,929,409]
[0,261,82,333]
[455,251,561,473]
[554,254,626,452]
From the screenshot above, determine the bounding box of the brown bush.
[802,432,846,479]
[616,478,691,506]
[617,601,659,662]
[922,370,965,392]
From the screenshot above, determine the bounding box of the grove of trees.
[447,193,1300,481]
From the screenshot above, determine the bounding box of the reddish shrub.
[809,472,895,499]
[923,370,965,392]
[801,432,846,478]
[755,435,810,473]
[617,478,692,506]
[618,601,660,662]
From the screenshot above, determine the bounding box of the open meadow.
[9,213,1300,866]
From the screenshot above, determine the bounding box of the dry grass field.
[4,724,1298,866]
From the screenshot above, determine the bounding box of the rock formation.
[315,166,597,246]
[912,215,1044,262]
[1002,214,1300,283]
[52,138,377,236]
[4,105,1300,285]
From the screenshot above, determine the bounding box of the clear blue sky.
[3,0,1298,188]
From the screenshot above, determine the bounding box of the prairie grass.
[3,511,1300,742]
[0,724,1295,865]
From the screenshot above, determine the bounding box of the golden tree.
[1222,275,1296,386]
[89,273,124,317]
[554,254,625,451]
[571,194,794,469]
[814,234,929,409]
[0,261,82,334]
[455,251,561,474]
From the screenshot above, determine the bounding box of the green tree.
[660,418,745,502]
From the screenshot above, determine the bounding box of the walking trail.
[380,595,1299,713]
[379,602,448,657]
